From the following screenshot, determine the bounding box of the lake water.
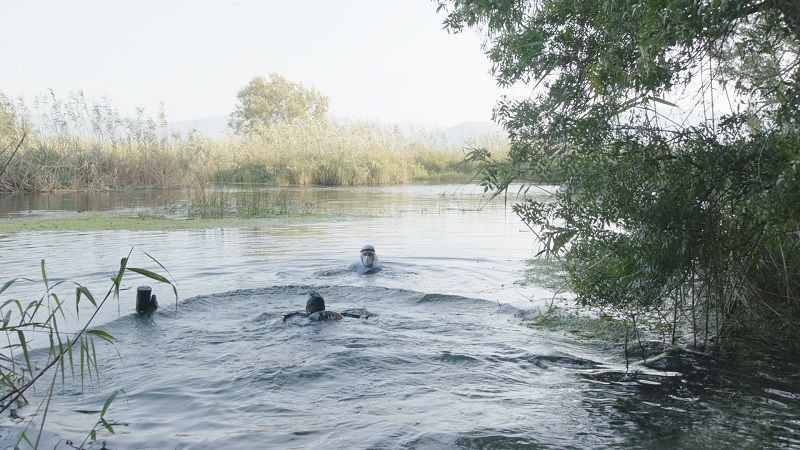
[1,184,799,449]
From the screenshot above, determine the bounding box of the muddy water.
[0,185,798,448]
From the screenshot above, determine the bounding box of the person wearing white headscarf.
[348,244,382,274]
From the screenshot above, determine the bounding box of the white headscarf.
[348,244,382,274]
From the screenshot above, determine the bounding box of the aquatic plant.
[0,252,176,446]
[186,184,315,219]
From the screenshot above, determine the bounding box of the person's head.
[360,244,376,267]
[306,292,325,314]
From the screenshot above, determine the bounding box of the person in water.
[304,291,343,321]
[348,244,382,274]
[283,292,370,322]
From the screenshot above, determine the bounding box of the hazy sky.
[1,1,502,126]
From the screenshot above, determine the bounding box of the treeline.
[0,88,499,191]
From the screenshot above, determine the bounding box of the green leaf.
[2,310,10,328]
[80,339,86,387]
[51,292,67,321]
[76,285,97,307]
[20,431,33,447]
[113,257,129,297]
[17,330,32,374]
[647,96,679,108]
[0,278,18,296]
[91,338,99,379]
[56,332,65,384]
[127,267,169,284]
[552,229,578,253]
[100,418,116,435]
[127,267,178,300]
[67,337,74,377]
[40,259,48,288]
[145,252,175,283]
[86,329,116,343]
[101,390,120,418]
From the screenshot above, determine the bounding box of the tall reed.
[0,92,499,192]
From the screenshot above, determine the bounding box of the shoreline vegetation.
[440,0,800,351]
[0,91,505,193]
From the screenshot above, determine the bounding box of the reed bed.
[0,93,492,192]
[186,184,316,219]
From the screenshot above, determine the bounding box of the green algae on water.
[523,306,633,343]
[515,258,570,292]
[0,210,337,233]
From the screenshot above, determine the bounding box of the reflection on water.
[0,184,551,219]
[0,189,185,218]
[0,184,799,448]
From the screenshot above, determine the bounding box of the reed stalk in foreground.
[0,252,177,446]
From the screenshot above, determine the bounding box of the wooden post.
[136,286,158,313]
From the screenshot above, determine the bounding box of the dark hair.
[306,292,325,314]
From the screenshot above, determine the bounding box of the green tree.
[229,73,329,136]
[439,0,800,347]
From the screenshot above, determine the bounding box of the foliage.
[0,253,177,446]
[228,73,329,136]
[224,118,479,186]
[0,92,209,191]
[0,92,486,191]
[439,0,800,348]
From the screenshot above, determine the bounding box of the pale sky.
[1,0,502,126]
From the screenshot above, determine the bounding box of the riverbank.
[1,95,502,192]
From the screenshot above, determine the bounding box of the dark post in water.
[136,286,159,313]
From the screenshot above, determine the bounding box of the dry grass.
[0,92,503,191]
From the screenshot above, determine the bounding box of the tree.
[439,0,800,347]
[229,73,329,136]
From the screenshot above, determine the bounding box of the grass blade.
[648,95,679,108]
[17,330,32,374]
[127,267,178,300]
[86,329,115,343]
[0,278,18,295]
[144,252,175,283]
[100,418,115,435]
[40,259,48,289]
[100,390,119,417]
[76,285,97,307]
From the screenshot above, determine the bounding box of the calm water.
[0,185,799,449]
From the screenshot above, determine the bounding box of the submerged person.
[348,244,382,274]
[283,292,370,322]
[304,291,343,321]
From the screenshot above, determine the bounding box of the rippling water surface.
[1,185,799,448]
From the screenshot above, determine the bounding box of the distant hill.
[170,115,231,138]
[168,115,507,148]
[443,121,506,149]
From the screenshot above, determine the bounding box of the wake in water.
[2,285,799,448]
